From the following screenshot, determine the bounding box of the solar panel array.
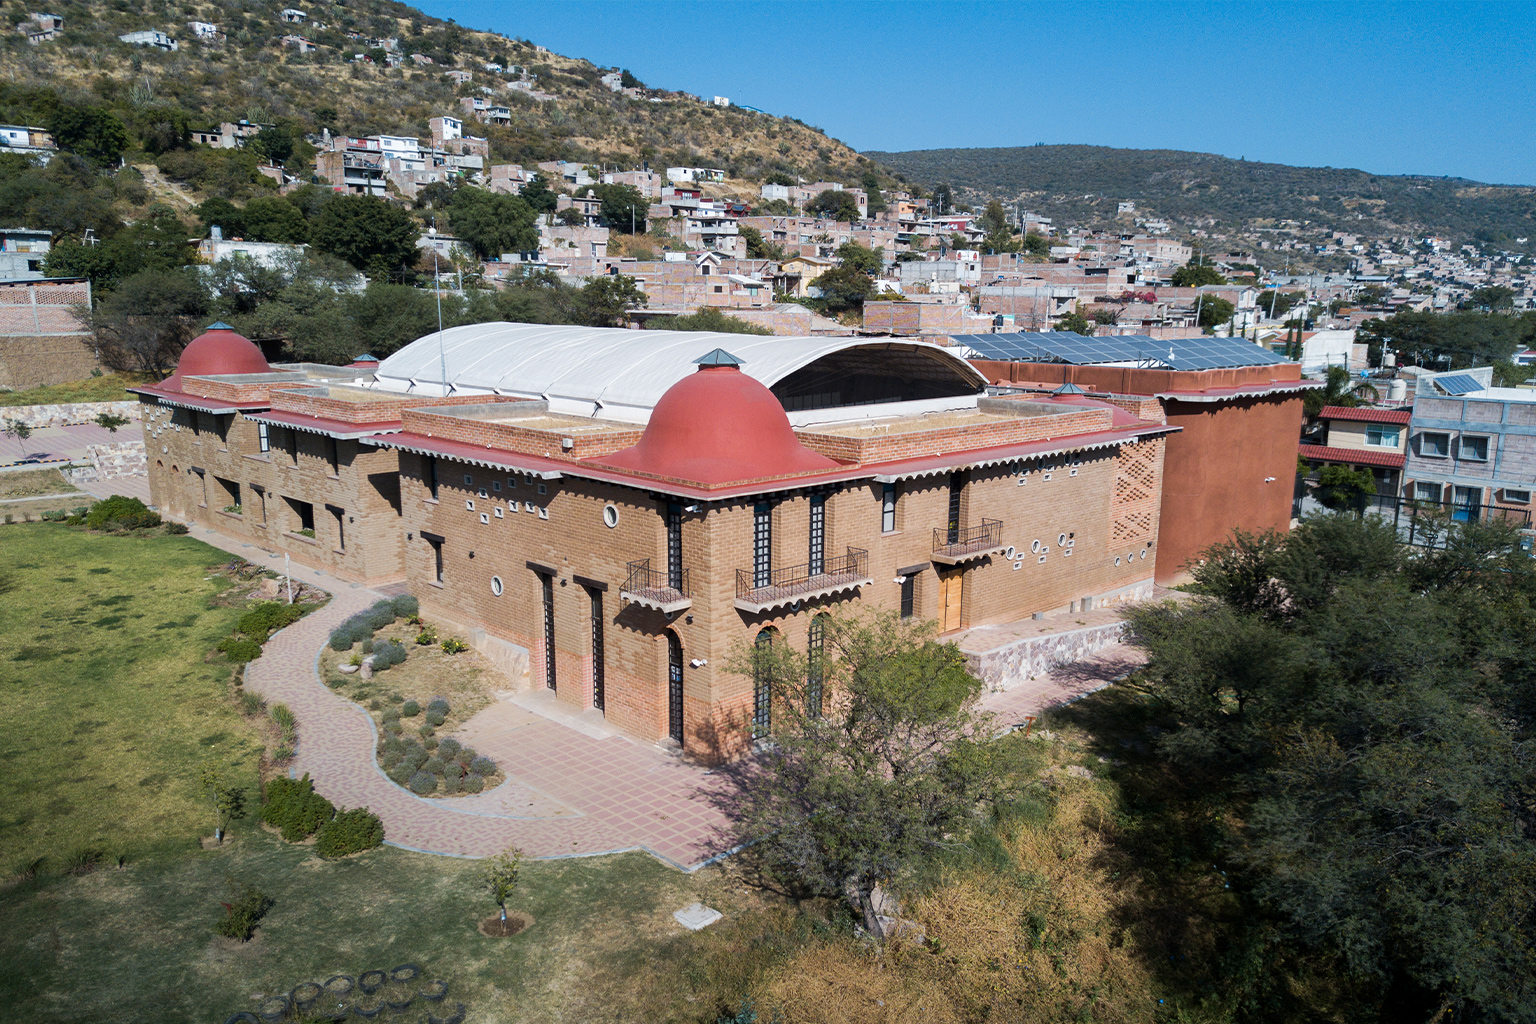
[1434,373,1483,396]
[952,332,1287,372]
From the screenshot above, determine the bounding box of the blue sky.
[412,1,1536,185]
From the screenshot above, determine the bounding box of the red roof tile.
[1318,405,1412,424]
[1298,442,1405,469]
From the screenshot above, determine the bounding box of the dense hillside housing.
[135,323,1177,758]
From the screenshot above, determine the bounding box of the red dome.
[594,364,838,486]
[164,323,270,391]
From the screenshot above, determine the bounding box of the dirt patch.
[478,911,533,937]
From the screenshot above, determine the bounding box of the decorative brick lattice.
[1111,440,1160,544]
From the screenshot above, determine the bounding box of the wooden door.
[939,569,964,632]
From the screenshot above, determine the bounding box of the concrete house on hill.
[136,323,1178,759]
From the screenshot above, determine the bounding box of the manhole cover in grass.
[478,912,533,937]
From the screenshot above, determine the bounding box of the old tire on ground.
[418,979,448,1003]
[358,969,388,993]
[258,995,290,1022]
[323,975,356,997]
[223,1014,261,1024]
[388,964,421,983]
[291,981,323,1010]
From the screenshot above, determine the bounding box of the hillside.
[0,0,878,185]
[867,144,1536,248]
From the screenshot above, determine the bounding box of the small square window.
[507,477,517,489]
[1504,489,1531,504]
[1420,432,1450,457]
[494,506,504,518]
[1459,435,1489,461]
[1414,482,1441,502]
[537,482,547,495]
[492,481,501,492]
[478,488,488,498]
[463,474,473,485]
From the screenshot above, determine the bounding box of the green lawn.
[0,373,145,408]
[0,523,264,868]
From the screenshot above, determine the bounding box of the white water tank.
[1387,378,1407,402]
[1383,351,1397,367]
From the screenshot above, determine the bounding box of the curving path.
[189,525,734,870]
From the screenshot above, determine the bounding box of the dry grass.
[0,468,84,500]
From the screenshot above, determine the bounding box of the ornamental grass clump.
[408,771,438,795]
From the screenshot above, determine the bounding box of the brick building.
[138,323,1176,759]
[960,331,1314,584]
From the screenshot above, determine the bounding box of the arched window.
[753,628,777,738]
[806,614,829,719]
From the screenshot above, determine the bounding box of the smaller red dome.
[594,362,838,486]
[164,323,270,391]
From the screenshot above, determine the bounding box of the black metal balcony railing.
[736,547,870,611]
[620,558,692,614]
[932,519,1004,563]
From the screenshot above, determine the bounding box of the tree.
[833,241,882,276]
[1304,364,1380,418]
[239,196,309,243]
[591,183,647,233]
[573,274,645,327]
[200,765,246,844]
[1197,295,1235,329]
[650,307,772,335]
[447,187,538,260]
[764,171,795,187]
[1312,464,1375,511]
[87,268,210,377]
[619,69,643,90]
[1172,263,1226,287]
[1128,515,1536,1020]
[2,417,33,458]
[94,412,130,433]
[861,172,887,216]
[517,173,560,215]
[196,197,244,238]
[46,105,129,165]
[806,189,860,223]
[1055,311,1093,336]
[978,200,1009,237]
[740,225,784,261]
[1257,289,1307,319]
[715,612,1001,937]
[249,123,298,164]
[482,846,524,924]
[1468,285,1515,310]
[134,105,190,156]
[309,195,419,276]
[808,265,874,315]
[1021,232,1051,258]
[930,182,953,214]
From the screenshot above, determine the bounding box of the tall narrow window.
[753,502,773,588]
[328,504,345,551]
[666,503,683,590]
[806,615,827,719]
[425,534,444,583]
[588,587,604,711]
[257,421,270,453]
[541,573,556,691]
[327,437,340,476]
[753,629,775,738]
[667,632,684,743]
[426,455,439,500]
[808,494,825,575]
[881,483,896,532]
[947,471,965,543]
[900,574,916,619]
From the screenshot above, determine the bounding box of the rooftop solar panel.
[1434,373,1483,396]
[955,332,1285,371]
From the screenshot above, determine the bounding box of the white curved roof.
[374,323,985,423]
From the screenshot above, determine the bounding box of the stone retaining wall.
[963,620,1129,692]
[0,399,140,429]
[64,439,147,482]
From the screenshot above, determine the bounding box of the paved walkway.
[174,512,1157,872]
[0,421,125,467]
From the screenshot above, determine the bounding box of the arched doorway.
[666,631,684,744]
[753,628,778,738]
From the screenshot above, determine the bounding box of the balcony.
[932,518,1005,565]
[620,559,691,615]
[735,547,870,615]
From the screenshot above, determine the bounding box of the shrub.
[391,595,419,618]
[361,638,375,655]
[165,521,189,535]
[217,637,263,663]
[437,737,461,758]
[441,760,464,780]
[381,708,400,723]
[260,773,335,841]
[417,724,434,738]
[462,774,484,794]
[423,757,446,775]
[456,747,478,766]
[364,601,397,631]
[426,697,451,717]
[386,763,412,785]
[402,747,428,771]
[407,771,438,795]
[379,751,401,771]
[441,636,470,655]
[238,691,266,716]
[216,882,273,941]
[272,745,293,763]
[441,774,462,795]
[401,700,421,717]
[373,641,407,671]
[384,719,403,735]
[415,625,438,646]
[238,601,304,640]
[425,710,446,727]
[469,756,497,776]
[315,808,384,858]
[40,509,67,522]
[423,736,438,751]
[84,494,161,531]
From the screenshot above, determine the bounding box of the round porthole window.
[1004,545,1016,560]
[1057,533,1068,547]
[1115,556,1122,566]
[490,575,504,596]
[1031,539,1042,554]
[602,504,619,528]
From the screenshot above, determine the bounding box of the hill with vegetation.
[867,144,1536,247]
[0,0,876,183]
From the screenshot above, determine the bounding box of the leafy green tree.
[834,241,882,275]
[46,104,129,165]
[45,205,198,289]
[591,183,647,233]
[0,153,122,241]
[133,105,191,155]
[449,187,538,259]
[930,182,953,214]
[309,195,419,276]
[483,847,524,923]
[649,306,772,335]
[573,274,645,327]
[806,189,860,222]
[1257,289,1306,319]
[714,612,1001,937]
[1197,295,1235,329]
[86,268,211,377]
[249,123,298,164]
[739,225,784,261]
[809,265,875,315]
[1311,464,1375,511]
[239,196,309,244]
[1055,311,1093,335]
[763,171,795,187]
[978,200,1009,237]
[1,417,33,456]
[196,197,245,238]
[517,173,560,215]
[1304,364,1380,418]
[1021,232,1050,258]
[619,69,643,89]
[1129,514,1536,1020]
[861,172,886,216]
[1357,309,1529,368]
[1468,284,1515,310]
[1172,263,1226,287]
[414,181,460,211]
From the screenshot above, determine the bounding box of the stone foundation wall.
[64,440,147,482]
[0,399,140,429]
[964,620,1129,693]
